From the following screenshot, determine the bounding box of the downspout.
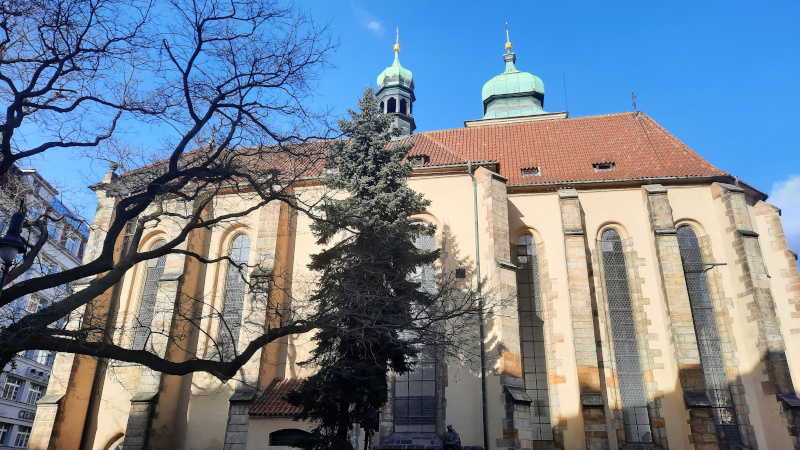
[468,161,489,450]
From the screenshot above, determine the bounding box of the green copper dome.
[377,51,414,90]
[481,52,547,119]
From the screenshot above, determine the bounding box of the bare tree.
[0,0,492,383]
[0,0,338,378]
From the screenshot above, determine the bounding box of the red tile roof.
[104,111,734,193]
[401,112,729,186]
[250,377,306,416]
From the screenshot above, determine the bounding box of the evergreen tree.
[287,88,438,449]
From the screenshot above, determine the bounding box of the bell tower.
[376,28,415,136]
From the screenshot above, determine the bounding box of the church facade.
[28,36,800,450]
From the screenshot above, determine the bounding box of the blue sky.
[32,1,800,248]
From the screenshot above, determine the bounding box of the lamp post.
[0,202,27,289]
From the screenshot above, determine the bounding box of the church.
[28,31,800,450]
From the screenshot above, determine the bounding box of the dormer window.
[593,162,615,172]
[521,166,541,177]
[408,155,429,167]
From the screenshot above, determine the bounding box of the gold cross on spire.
[505,22,513,52]
[393,27,401,52]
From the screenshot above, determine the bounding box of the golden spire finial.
[505,22,513,52]
[393,27,401,52]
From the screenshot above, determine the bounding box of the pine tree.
[287,88,438,449]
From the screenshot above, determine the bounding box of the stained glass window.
[516,235,553,440]
[394,226,437,432]
[131,241,167,350]
[600,229,652,443]
[219,234,251,355]
[677,226,742,447]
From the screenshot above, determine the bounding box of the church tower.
[376,28,415,136]
[481,25,548,119]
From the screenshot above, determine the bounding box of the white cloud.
[352,4,384,36]
[770,174,800,253]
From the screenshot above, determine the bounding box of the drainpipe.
[468,161,489,450]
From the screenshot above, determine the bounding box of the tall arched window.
[132,241,167,350]
[677,226,742,447]
[400,99,407,115]
[219,234,251,354]
[516,235,553,441]
[380,101,385,113]
[600,229,651,444]
[394,225,436,433]
[387,98,397,113]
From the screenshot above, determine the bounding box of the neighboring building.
[30,35,800,450]
[0,168,89,449]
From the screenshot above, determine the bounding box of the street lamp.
[0,202,27,288]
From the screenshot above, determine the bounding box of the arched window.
[400,98,407,115]
[132,241,167,350]
[387,97,396,113]
[600,229,651,444]
[269,429,310,446]
[394,225,436,433]
[516,235,553,440]
[380,101,385,113]
[219,234,251,354]
[677,226,742,446]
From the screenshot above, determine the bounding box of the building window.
[677,226,743,446]
[23,383,45,405]
[387,97,396,113]
[0,423,10,445]
[24,295,44,314]
[521,167,541,177]
[131,241,167,350]
[218,234,251,355]
[394,225,437,433]
[380,101,385,113]
[65,235,79,254]
[269,429,310,446]
[600,229,652,444]
[1,376,23,401]
[516,235,553,440]
[13,426,31,448]
[400,98,408,115]
[592,162,615,172]
[408,155,429,168]
[47,222,61,241]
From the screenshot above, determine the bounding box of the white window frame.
[23,383,45,405]
[13,425,31,448]
[1,376,23,401]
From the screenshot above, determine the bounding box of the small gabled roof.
[250,377,305,417]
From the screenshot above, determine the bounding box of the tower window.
[380,101,385,113]
[400,99,407,115]
[387,98,396,113]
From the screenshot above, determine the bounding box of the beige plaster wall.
[74,175,800,450]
